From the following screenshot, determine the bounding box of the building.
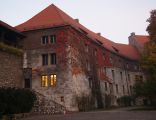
[15,4,146,111]
[0,20,24,87]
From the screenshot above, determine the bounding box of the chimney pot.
[75,19,79,23]
[131,32,135,36]
[97,33,101,36]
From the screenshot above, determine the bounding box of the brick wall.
[0,50,23,87]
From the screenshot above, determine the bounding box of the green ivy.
[0,42,23,56]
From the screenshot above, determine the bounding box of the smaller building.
[0,20,24,87]
[129,32,149,54]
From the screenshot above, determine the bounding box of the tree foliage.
[134,9,156,107]
[146,9,156,42]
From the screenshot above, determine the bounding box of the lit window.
[50,74,57,86]
[42,54,48,65]
[41,36,48,44]
[50,35,56,44]
[41,75,48,87]
[51,53,56,64]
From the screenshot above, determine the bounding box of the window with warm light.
[41,75,48,87]
[50,74,57,86]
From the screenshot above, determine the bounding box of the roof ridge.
[51,4,67,24]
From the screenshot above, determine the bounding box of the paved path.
[20,108,156,120]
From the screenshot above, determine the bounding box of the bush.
[117,96,133,107]
[104,94,111,108]
[75,94,94,111]
[0,87,36,117]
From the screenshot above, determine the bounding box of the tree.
[146,9,156,42]
[134,9,156,107]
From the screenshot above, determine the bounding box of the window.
[110,57,113,64]
[135,75,143,83]
[41,75,48,87]
[109,83,113,93]
[41,36,48,44]
[120,72,123,81]
[123,85,125,94]
[50,74,57,86]
[116,84,118,94]
[128,74,131,81]
[130,85,132,94]
[86,60,90,71]
[51,53,56,64]
[50,35,56,44]
[111,70,115,80]
[61,96,64,102]
[126,63,129,69]
[85,44,89,52]
[42,54,48,65]
[103,53,106,61]
[94,49,97,56]
[105,82,107,91]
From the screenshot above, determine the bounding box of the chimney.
[131,32,135,36]
[97,33,101,36]
[75,19,79,23]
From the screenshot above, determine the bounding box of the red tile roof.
[133,35,149,45]
[15,4,140,60]
[115,43,140,60]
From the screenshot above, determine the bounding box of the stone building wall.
[21,26,145,111]
[0,50,23,87]
[21,26,91,111]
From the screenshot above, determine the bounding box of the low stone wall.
[0,50,23,88]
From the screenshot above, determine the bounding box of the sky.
[0,0,155,44]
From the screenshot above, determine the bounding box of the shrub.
[117,96,133,107]
[0,87,36,117]
[75,94,94,111]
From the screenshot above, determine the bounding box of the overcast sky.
[0,0,155,44]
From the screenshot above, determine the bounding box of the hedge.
[0,87,36,118]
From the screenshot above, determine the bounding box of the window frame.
[50,35,56,44]
[42,54,48,66]
[50,74,57,87]
[41,35,49,45]
[51,53,57,65]
[41,75,48,87]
